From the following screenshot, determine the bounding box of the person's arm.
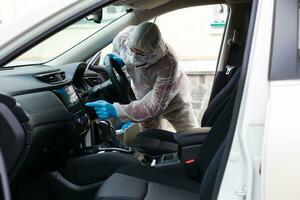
[114,59,179,122]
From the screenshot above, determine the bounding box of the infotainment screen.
[56,85,82,113]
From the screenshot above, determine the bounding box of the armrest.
[174,127,211,147]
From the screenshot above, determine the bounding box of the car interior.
[0,0,254,199]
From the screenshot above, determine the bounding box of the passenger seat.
[95,89,236,200]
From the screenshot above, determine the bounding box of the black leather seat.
[97,144,225,200]
[130,68,240,155]
[0,94,31,180]
[96,165,201,200]
[96,93,236,199]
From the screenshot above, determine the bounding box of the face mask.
[125,48,151,67]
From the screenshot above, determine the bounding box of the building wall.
[156,5,226,61]
[189,73,215,125]
[161,73,214,131]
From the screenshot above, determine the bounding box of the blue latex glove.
[85,100,118,120]
[121,122,133,132]
[107,53,125,68]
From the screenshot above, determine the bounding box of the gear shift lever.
[94,120,116,145]
[94,120,131,151]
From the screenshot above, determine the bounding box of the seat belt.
[184,159,201,180]
[209,29,242,101]
[224,28,241,78]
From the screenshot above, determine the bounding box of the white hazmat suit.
[113,22,198,131]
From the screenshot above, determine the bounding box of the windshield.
[6,5,127,67]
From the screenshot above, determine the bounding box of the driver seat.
[130,68,240,155]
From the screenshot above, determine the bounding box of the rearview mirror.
[86,9,103,23]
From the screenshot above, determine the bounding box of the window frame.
[269,0,300,80]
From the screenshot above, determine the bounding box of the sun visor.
[118,0,170,10]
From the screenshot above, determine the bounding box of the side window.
[100,44,114,64]
[7,4,127,66]
[155,5,227,128]
[98,5,227,131]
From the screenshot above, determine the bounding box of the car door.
[263,0,300,199]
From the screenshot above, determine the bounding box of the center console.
[46,117,199,200]
[56,117,182,183]
[54,84,181,168]
[48,85,193,200]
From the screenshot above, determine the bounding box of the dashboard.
[56,85,82,113]
[0,63,105,175]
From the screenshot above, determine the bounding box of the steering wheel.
[103,55,136,104]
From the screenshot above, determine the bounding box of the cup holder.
[140,152,179,166]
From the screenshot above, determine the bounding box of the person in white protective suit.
[86,22,198,131]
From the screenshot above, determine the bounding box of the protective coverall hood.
[117,22,167,67]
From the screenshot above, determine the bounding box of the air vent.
[35,71,67,84]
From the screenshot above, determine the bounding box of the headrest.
[0,93,29,124]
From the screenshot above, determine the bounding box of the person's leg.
[164,103,199,132]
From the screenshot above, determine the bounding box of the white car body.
[0,0,299,199]
[220,0,300,199]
